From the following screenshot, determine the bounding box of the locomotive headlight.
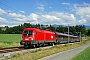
[31,38,33,40]
[25,38,29,40]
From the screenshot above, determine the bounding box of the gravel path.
[41,43,90,60]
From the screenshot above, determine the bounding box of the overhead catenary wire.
[0,1,28,18]
[0,1,28,16]
[0,1,19,12]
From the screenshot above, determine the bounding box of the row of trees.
[0,23,90,36]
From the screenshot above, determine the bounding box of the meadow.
[71,46,90,60]
[0,34,21,43]
[0,34,22,48]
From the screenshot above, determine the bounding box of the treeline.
[0,23,90,36]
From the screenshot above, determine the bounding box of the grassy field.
[0,34,21,43]
[0,34,21,48]
[87,36,90,40]
[71,46,90,60]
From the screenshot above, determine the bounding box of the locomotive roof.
[24,28,54,33]
[24,28,36,30]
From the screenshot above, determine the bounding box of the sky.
[0,0,90,27]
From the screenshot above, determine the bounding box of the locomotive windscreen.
[24,30,33,36]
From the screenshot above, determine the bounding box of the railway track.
[0,42,75,54]
[0,45,52,54]
[0,41,81,54]
[0,42,81,60]
[0,46,24,54]
[0,45,53,60]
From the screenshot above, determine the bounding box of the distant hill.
[85,26,90,28]
[52,24,64,27]
[52,24,90,28]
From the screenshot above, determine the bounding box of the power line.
[0,1,28,16]
[0,1,19,12]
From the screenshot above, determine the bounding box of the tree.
[87,28,90,36]
[74,25,86,36]
[23,23,32,28]
[0,27,2,33]
[46,24,56,32]
[56,26,65,33]
[1,23,88,35]
[69,26,76,35]
[5,27,12,34]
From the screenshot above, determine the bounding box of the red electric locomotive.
[20,28,56,48]
[20,28,80,48]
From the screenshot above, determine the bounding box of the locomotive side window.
[24,30,33,36]
[36,32,38,35]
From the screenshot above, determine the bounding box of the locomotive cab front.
[20,28,35,46]
[23,30,34,41]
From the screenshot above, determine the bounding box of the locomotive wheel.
[56,40,59,44]
[48,42,51,46]
[48,42,55,46]
[33,45,37,48]
[43,43,45,46]
[24,45,28,49]
[52,43,55,46]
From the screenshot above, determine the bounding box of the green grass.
[71,46,90,60]
[0,34,22,48]
[87,36,90,41]
[0,34,21,43]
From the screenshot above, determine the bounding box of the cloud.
[73,3,90,15]
[8,13,25,18]
[62,2,71,5]
[73,2,90,25]
[6,12,39,25]
[37,4,45,12]
[42,15,59,20]
[49,6,52,8]
[19,10,25,14]
[0,17,8,23]
[78,19,87,24]
[0,24,8,27]
[8,12,27,22]
[28,13,38,20]
[0,8,7,15]
[0,10,78,26]
[37,6,44,12]
[0,12,85,26]
[1,2,90,26]
[28,12,77,25]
